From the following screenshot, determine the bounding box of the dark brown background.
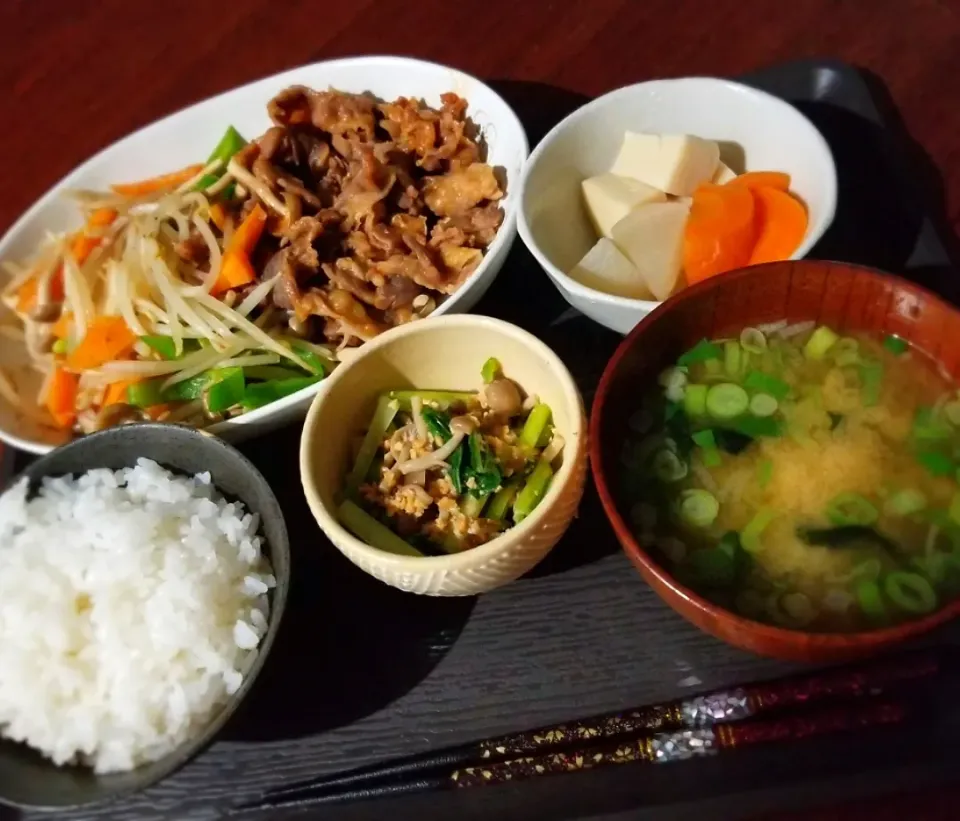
[1,0,959,819]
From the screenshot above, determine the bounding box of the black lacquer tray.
[8,60,960,821]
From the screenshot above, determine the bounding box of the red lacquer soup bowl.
[590,260,960,663]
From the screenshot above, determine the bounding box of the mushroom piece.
[449,414,478,436]
[483,378,523,417]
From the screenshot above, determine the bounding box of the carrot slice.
[16,208,117,314]
[46,367,79,429]
[726,171,791,192]
[103,379,139,407]
[748,187,808,265]
[209,202,228,231]
[211,204,267,295]
[67,316,137,370]
[111,164,204,197]
[683,183,757,284]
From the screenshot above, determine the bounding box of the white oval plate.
[0,55,529,454]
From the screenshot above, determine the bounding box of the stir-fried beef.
[235,86,503,347]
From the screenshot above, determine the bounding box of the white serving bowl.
[0,56,528,455]
[517,77,837,335]
[299,314,588,597]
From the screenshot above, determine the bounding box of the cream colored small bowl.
[299,315,587,596]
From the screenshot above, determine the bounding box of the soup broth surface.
[622,321,960,632]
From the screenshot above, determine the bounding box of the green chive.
[678,338,722,367]
[744,370,790,400]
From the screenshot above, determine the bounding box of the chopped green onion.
[741,508,776,553]
[514,459,553,522]
[825,492,878,526]
[749,393,778,417]
[855,580,888,623]
[850,558,882,583]
[739,327,767,354]
[520,403,552,448]
[338,500,423,557]
[678,338,722,366]
[660,367,687,402]
[884,571,938,614]
[744,370,790,400]
[859,361,883,407]
[884,488,927,517]
[203,367,245,413]
[804,325,839,360]
[677,489,719,528]
[481,357,502,384]
[831,337,860,367]
[757,459,773,489]
[944,400,960,427]
[883,335,909,356]
[684,547,737,587]
[913,406,952,441]
[683,384,708,417]
[702,449,722,468]
[692,429,717,450]
[724,341,742,376]
[346,396,399,492]
[781,592,817,625]
[652,449,688,483]
[706,383,749,420]
[732,415,783,438]
[704,359,723,378]
[917,450,954,478]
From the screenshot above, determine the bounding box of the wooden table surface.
[1,1,959,819]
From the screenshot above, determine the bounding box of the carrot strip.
[66,316,137,370]
[748,187,809,265]
[683,183,757,284]
[211,204,267,295]
[46,367,79,429]
[726,171,791,192]
[103,378,139,407]
[145,403,172,420]
[16,208,117,314]
[111,164,204,197]
[209,202,228,231]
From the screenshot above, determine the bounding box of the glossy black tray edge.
[6,59,960,821]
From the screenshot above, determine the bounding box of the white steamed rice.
[0,458,275,773]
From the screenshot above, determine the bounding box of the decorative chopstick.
[241,697,909,811]
[239,650,939,811]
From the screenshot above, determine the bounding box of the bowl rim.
[589,259,960,652]
[516,76,838,314]
[0,421,290,810]
[299,313,585,572]
[0,54,530,457]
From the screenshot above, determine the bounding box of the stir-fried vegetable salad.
[622,320,960,632]
[0,123,338,434]
[338,359,565,555]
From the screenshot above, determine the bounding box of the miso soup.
[621,321,960,632]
